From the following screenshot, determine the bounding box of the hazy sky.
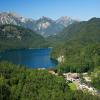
[0,0,100,20]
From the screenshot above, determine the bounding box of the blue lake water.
[0,48,57,68]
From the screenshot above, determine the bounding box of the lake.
[0,48,57,68]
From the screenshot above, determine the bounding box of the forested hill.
[0,25,47,50]
[51,18,100,73]
[56,17,100,44]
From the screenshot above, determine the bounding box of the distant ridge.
[54,17,100,44]
[0,12,77,37]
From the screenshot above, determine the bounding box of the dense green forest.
[0,61,100,100]
[50,18,100,73]
[0,24,48,51]
[90,66,100,90]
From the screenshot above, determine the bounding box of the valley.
[0,12,100,100]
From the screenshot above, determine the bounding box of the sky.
[0,0,100,21]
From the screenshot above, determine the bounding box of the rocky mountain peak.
[37,16,53,23]
[56,16,75,27]
[58,16,70,20]
[0,12,77,37]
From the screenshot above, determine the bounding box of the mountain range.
[0,12,77,37]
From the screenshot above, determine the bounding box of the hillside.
[0,61,100,100]
[50,18,100,73]
[0,24,46,50]
[56,17,100,44]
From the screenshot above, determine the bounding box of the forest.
[0,61,100,100]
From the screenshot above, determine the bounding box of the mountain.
[54,17,100,44]
[0,12,30,25]
[56,16,76,27]
[50,17,100,73]
[0,12,36,30]
[34,16,64,37]
[0,24,46,50]
[0,12,77,37]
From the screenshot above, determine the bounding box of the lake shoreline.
[0,47,57,68]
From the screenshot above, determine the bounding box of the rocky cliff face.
[56,16,76,27]
[0,12,77,37]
